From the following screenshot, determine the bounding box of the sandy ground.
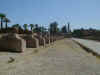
[0,38,100,75]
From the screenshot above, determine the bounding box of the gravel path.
[0,39,100,75]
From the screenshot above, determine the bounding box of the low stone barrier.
[23,34,39,48]
[72,38,100,57]
[55,36,65,40]
[0,33,26,52]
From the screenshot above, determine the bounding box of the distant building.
[67,22,71,33]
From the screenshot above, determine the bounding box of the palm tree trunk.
[31,27,32,31]
[6,21,8,29]
[1,18,3,30]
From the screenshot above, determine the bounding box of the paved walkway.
[72,38,100,55]
[0,39,100,75]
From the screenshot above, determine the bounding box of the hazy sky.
[0,0,100,30]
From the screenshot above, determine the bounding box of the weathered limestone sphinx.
[34,35,46,47]
[0,33,26,52]
[44,35,54,44]
[23,34,39,48]
[50,36,55,43]
[44,35,50,44]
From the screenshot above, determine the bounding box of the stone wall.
[55,36,65,40]
[0,33,26,52]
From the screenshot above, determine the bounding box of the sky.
[0,0,100,30]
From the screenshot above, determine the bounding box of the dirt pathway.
[0,38,100,75]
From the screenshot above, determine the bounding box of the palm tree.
[61,25,67,33]
[0,13,6,29]
[29,24,34,32]
[3,17,10,29]
[12,24,21,33]
[34,24,40,33]
[12,24,20,29]
[23,24,28,30]
[50,21,58,35]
